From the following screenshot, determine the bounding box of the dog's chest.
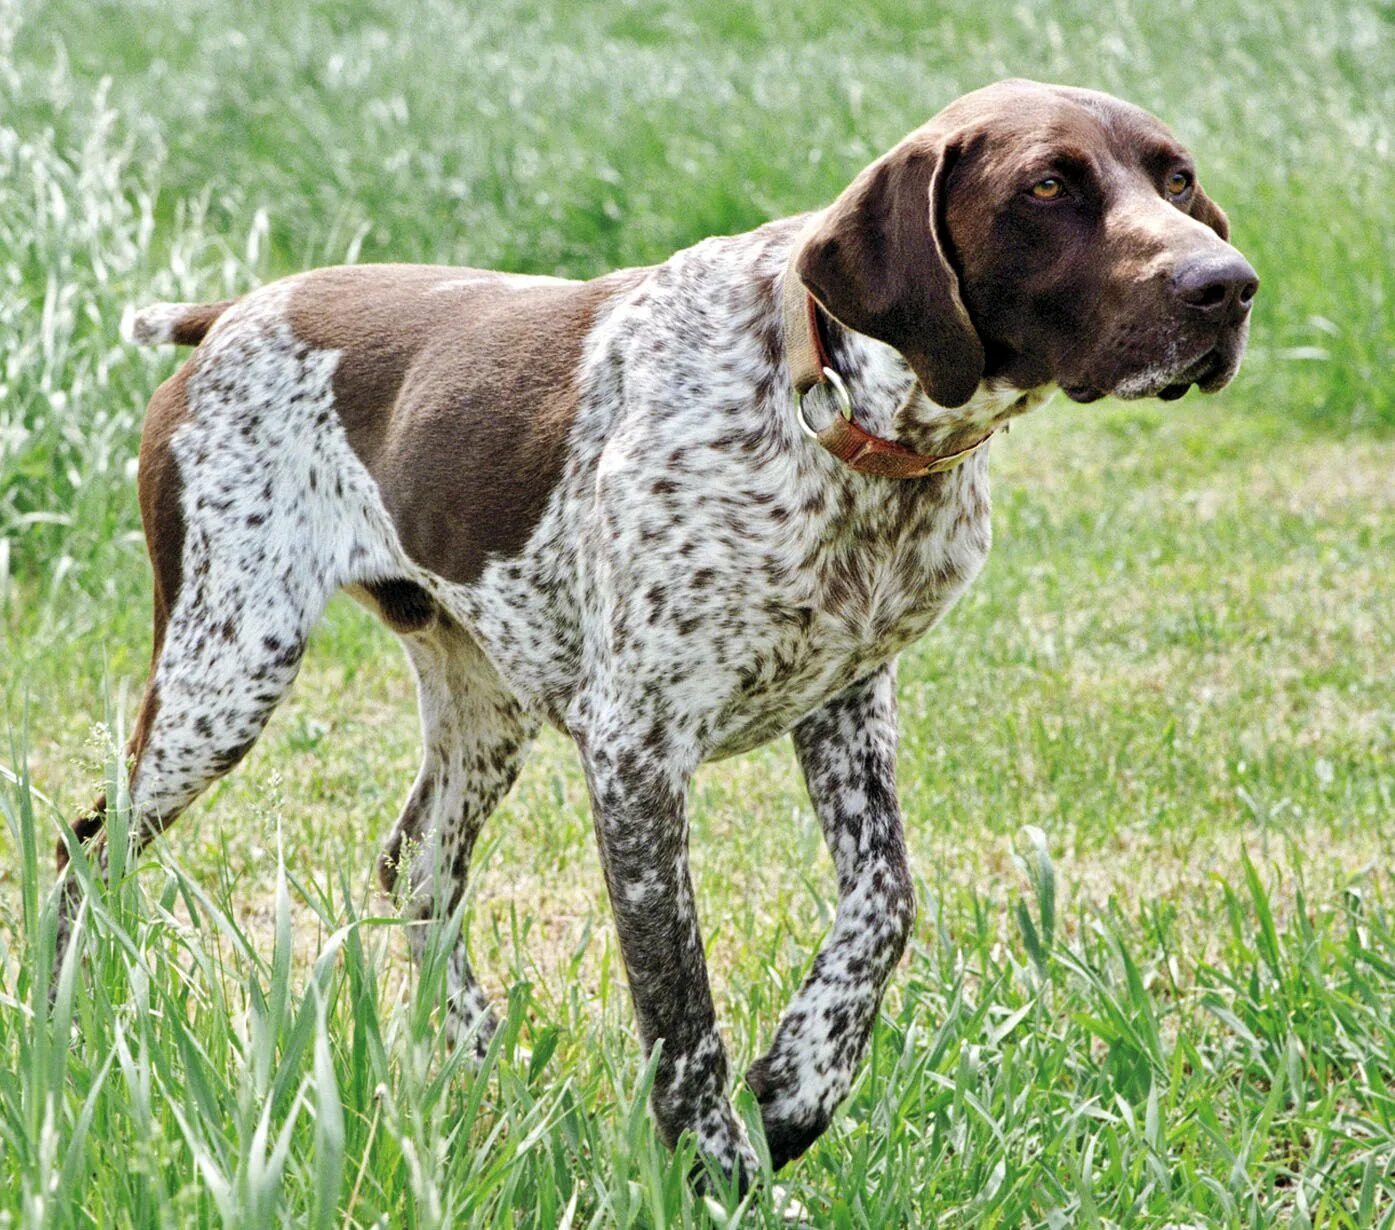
[455,433,992,754]
[687,463,994,757]
[440,231,1003,746]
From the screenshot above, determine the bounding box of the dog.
[59,79,1255,1183]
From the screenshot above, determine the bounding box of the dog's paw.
[760,1114,830,1173]
[746,1056,833,1170]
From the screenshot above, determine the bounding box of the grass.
[3,0,1395,1223]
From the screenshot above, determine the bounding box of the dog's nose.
[1172,253,1259,323]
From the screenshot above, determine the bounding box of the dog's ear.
[796,137,984,409]
[1190,183,1230,241]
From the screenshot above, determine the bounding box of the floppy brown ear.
[795,137,984,409]
[1191,184,1230,241]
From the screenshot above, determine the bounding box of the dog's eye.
[1166,170,1193,197]
[1031,177,1065,201]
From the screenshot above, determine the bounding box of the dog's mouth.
[1062,334,1245,405]
[1157,349,1226,401]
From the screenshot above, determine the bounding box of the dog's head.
[797,79,1257,407]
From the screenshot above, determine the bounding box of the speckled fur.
[71,219,1042,1182]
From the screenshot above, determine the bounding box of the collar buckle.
[793,365,855,439]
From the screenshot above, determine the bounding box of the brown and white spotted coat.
[60,80,1255,1183]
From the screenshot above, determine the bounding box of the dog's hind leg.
[54,463,331,973]
[377,615,536,1056]
[746,664,916,1169]
[56,314,371,972]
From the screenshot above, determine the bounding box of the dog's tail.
[120,299,238,347]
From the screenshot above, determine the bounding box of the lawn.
[2,0,1394,1224]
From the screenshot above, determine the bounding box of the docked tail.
[120,299,238,347]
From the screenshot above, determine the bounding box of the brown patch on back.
[287,264,646,584]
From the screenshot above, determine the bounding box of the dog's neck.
[815,308,1053,457]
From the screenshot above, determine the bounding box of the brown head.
[797,78,1257,407]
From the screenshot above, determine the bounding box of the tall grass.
[7,736,1395,1225]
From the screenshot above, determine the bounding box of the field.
[3,0,1394,1224]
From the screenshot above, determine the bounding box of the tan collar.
[782,247,994,479]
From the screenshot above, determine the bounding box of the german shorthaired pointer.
[61,80,1255,1183]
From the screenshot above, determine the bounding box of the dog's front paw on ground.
[746,1057,833,1171]
[760,1117,830,1173]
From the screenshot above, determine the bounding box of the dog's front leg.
[747,664,916,1169]
[570,705,756,1186]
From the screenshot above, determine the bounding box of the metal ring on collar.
[793,366,854,439]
